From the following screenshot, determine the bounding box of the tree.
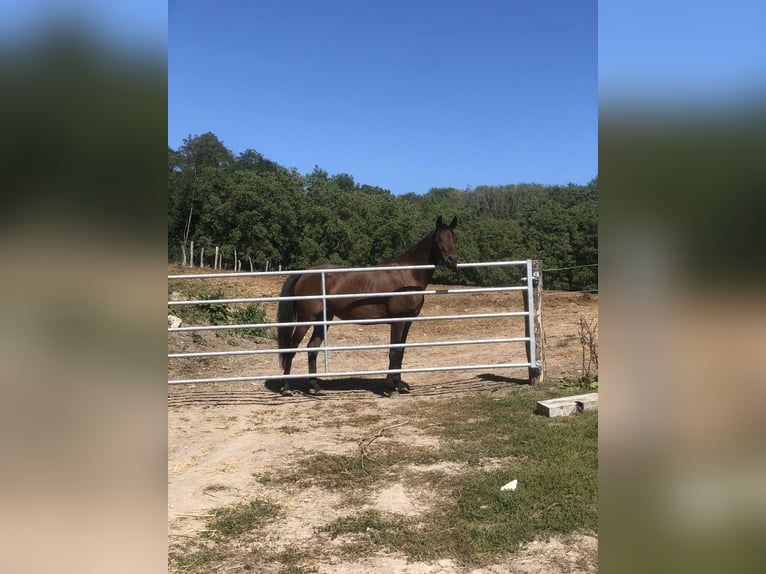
[168,132,598,289]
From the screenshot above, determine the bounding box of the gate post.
[522,260,546,384]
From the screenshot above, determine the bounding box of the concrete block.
[576,394,599,412]
[536,393,598,417]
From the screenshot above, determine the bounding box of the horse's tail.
[277,274,300,370]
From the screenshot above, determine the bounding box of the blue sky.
[169,0,597,195]
[599,0,766,107]
[0,1,167,52]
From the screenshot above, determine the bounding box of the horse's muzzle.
[444,255,458,270]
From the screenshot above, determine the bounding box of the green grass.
[168,499,280,572]
[207,498,279,538]
[400,392,598,563]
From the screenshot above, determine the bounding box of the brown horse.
[276,215,458,396]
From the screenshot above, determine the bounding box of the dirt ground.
[168,272,598,573]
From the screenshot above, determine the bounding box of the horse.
[276,215,458,396]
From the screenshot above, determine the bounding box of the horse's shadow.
[264,377,397,397]
[265,373,530,397]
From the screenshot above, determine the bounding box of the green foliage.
[170,288,271,338]
[169,133,598,290]
[231,302,270,338]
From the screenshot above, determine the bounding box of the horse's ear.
[435,215,443,228]
[449,216,458,229]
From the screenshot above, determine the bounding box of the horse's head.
[432,215,458,270]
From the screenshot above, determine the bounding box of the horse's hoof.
[398,387,411,394]
[281,389,293,397]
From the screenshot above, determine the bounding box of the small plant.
[198,291,232,326]
[577,316,598,388]
[231,302,271,338]
[170,287,273,338]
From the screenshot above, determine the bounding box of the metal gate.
[167,260,544,386]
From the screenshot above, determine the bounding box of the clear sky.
[599,0,766,107]
[169,0,597,195]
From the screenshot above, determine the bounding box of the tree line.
[168,132,597,290]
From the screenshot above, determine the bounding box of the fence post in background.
[190,241,194,267]
[214,246,219,270]
[522,260,545,384]
[200,248,204,268]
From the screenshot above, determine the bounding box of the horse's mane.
[378,228,436,266]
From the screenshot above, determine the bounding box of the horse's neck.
[390,231,435,286]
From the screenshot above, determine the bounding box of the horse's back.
[292,264,424,321]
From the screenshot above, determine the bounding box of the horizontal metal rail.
[168,336,530,359]
[167,259,528,281]
[167,285,528,307]
[168,311,529,333]
[168,361,534,385]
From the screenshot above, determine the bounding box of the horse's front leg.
[385,320,412,395]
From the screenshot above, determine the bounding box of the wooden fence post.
[199,248,204,268]
[522,260,546,384]
[214,246,219,270]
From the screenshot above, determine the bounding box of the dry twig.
[358,420,409,468]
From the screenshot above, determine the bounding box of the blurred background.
[0,1,764,572]
[0,1,167,572]
[600,1,766,572]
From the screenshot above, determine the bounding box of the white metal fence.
[167,260,543,386]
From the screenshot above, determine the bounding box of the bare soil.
[168,272,598,573]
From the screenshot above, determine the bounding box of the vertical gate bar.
[321,270,330,373]
[526,260,536,369]
[522,259,545,384]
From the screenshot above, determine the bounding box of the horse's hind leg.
[306,318,331,395]
[281,324,310,396]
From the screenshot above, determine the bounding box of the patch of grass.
[281,443,440,490]
[208,498,279,538]
[279,566,319,574]
[169,542,226,573]
[319,509,408,557]
[271,548,318,574]
[319,413,385,429]
[169,499,281,573]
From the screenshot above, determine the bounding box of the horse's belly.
[332,294,422,323]
[334,300,389,322]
